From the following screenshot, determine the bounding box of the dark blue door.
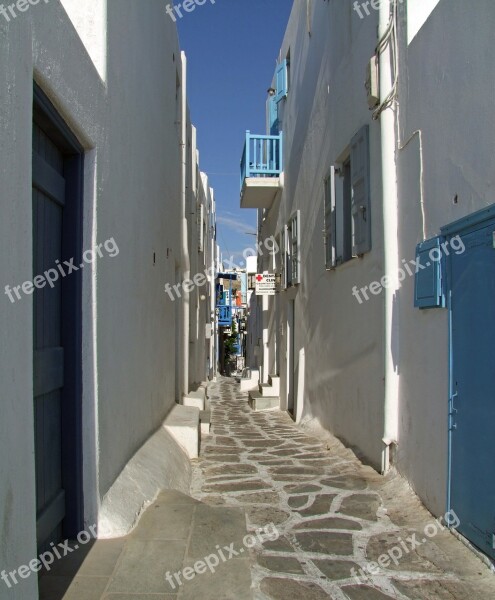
[33,121,67,551]
[449,223,495,560]
[33,87,84,552]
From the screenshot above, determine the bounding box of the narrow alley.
[192,378,495,599]
[2,1,495,599]
[36,377,495,599]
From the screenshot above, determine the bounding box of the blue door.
[33,120,66,552]
[33,86,84,552]
[449,222,495,560]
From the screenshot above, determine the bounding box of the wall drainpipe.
[180,51,190,399]
[379,0,400,473]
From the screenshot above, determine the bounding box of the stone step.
[248,391,279,412]
[199,409,211,436]
[239,368,260,392]
[163,404,200,459]
[183,388,206,410]
[268,374,280,395]
[259,383,277,397]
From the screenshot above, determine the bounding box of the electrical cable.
[372,0,399,120]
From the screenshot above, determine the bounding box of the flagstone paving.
[191,377,495,600]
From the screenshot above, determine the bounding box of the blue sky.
[177,0,293,266]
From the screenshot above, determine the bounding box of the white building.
[242,0,495,561]
[0,1,217,596]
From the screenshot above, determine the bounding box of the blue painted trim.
[441,202,495,236]
[444,205,495,524]
[413,236,446,309]
[240,131,283,192]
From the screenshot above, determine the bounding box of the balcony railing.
[240,131,283,189]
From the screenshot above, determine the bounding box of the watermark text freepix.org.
[353,0,405,20]
[165,0,217,22]
[350,509,460,583]
[352,235,465,304]
[5,237,120,304]
[164,236,279,301]
[165,523,279,590]
[1,524,97,588]
[0,0,49,23]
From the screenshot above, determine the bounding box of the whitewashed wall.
[0,1,214,594]
[396,0,495,515]
[254,0,494,518]
[259,0,386,468]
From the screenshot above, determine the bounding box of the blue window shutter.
[274,60,288,104]
[351,125,371,256]
[268,95,279,135]
[414,237,446,309]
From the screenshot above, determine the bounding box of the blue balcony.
[240,131,283,209]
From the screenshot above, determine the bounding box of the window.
[279,229,287,289]
[274,59,288,104]
[197,203,204,252]
[268,54,290,136]
[285,50,291,93]
[324,125,371,268]
[268,95,279,135]
[324,167,336,269]
[414,237,445,309]
[286,211,301,286]
[175,69,181,140]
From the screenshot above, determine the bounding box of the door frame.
[441,203,495,520]
[287,299,295,416]
[33,83,85,540]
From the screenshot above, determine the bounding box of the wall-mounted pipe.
[379,0,400,474]
[180,51,190,399]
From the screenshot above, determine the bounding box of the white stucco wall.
[396,0,495,515]
[244,0,494,520]
[407,0,442,44]
[1,3,106,596]
[61,0,107,80]
[93,0,184,499]
[0,1,215,594]
[0,17,40,600]
[258,0,385,469]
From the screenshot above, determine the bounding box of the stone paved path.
[191,377,495,600]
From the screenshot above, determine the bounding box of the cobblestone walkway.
[191,377,495,600]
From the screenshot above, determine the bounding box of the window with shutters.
[285,50,291,94]
[325,125,371,268]
[350,125,371,256]
[268,54,290,136]
[287,211,301,286]
[274,59,289,104]
[414,237,445,309]
[197,203,204,252]
[279,228,287,289]
[324,167,336,268]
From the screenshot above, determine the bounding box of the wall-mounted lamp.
[267,87,276,97]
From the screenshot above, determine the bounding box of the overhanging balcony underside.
[240,132,283,209]
[241,177,281,209]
